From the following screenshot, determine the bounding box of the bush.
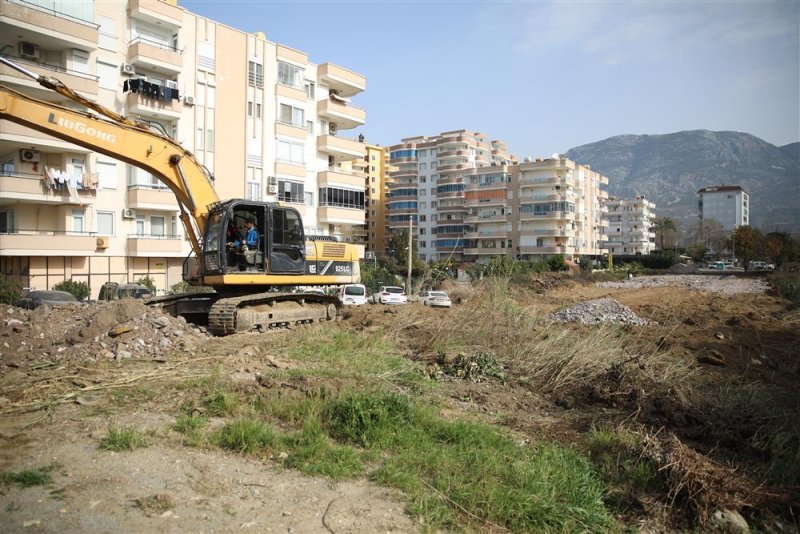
[639,252,679,270]
[546,255,569,272]
[0,274,22,305]
[169,281,214,294]
[769,271,800,309]
[136,275,157,294]
[53,279,90,301]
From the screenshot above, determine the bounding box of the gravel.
[551,298,653,326]
[596,274,769,295]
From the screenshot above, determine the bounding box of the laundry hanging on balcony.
[123,79,180,102]
[42,166,97,192]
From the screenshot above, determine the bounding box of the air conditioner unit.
[121,63,136,76]
[183,95,195,106]
[20,149,40,163]
[122,208,136,219]
[267,184,278,194]
[267,176,277,185]
[96,236,110,249]
[18,42,40,61]
[328,123,337,135]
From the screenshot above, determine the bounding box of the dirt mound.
[0,300,208,371]
[551,298,653,325]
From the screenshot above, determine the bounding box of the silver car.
[18,290,82,309]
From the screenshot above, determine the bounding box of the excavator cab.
[201,201,305,276]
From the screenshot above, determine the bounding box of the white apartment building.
[0,0,366,297]
[698,185,749,231]
[387,130,514,262]
[603,195,656,255]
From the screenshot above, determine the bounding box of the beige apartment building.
[0,0,366,297]
[603,195,656,255]
[386,135,610,263]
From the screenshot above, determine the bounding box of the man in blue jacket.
[231,217,259,251]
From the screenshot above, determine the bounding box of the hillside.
[565,130,800,233]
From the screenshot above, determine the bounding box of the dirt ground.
[1,273,797,533]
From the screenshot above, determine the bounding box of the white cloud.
[511,1,799,65]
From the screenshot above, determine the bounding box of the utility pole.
[407,215,413,296]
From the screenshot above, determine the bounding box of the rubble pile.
[0,300,208,370]
[597,274,769,295]
[551,298,653,326]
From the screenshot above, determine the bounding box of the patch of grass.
[213,417,275,453]
[172,414,207,446]
[1,466,54,487]
[99,426,150,451]
[270,329,431,393]
[135,494,175,516]
[279,417,364,479]
[324,391,415,449]
[587,425,665,499]
[204,391,240,417]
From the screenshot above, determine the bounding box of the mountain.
[564,130,800,233]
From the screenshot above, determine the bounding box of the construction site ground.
[0,273,797,533]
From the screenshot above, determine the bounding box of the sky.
[180,0,800,158]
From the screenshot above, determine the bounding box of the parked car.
[373,286,408,305]
[419,290,452,308]
[747,261,774,271]
[18,290,82,309]
[98,282,153,301]
[296,287,326,296]
[338,283,367,305]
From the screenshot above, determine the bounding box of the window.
[72,49,89,75]
[97,16,117,51]
[278,180,304,203]
[206,129,214,152]
[97,61,117,90]
[97,161,117,189]
[97,212,114,236]
[196,128,204,150]
[319,187,365,209]
[0,210,15,233]
[71,209,85,234]
[247,101,253,117]
[256,103,262,119]
[151,216,165,237]
[135,215,145,236]
[279,104,305,127]
[277,61,304,89]
[70,158,85,182]
[199,42,215,70]
[247,180,261,201]
[248,61,263,88]
[277,140,304,165]
[171,216,178,238]
[305,81,315,99]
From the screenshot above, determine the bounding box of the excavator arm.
[0,58,219,256]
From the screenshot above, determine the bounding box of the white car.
[419,290,451,308]
[375,286,408,305]
[338,283,367,305]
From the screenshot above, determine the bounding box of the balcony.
[318,168,365,190]
[317,99,365,130]
[0,0,99,50]
[127,37,183,74]
[519,211,576,222]
[317,63,366,98]
[128,0,183,29]
[0,171,96,205]
[127,234,183,257]
[316,135,365,162]
[464,247,509,256]
[464,230,509,239]
[464,214,509,224]
[0,230,97,256]
[127,185,177,210]
[464,197,507,208]
[0,56,98,98]
[317,206,365,226]
[521,227,571,237]
[126,91,182,120]
[518,245,570,255]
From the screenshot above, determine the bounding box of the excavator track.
[207,292,340,336]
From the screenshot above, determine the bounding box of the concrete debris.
[0,300,208,371]
[551,298,653,326]
[597,274,769,295]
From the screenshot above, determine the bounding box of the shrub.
[136,275,157,294]
[53,279,90,301]
[768,271,800,309]
[546,255,569,272]
[99,426,149,451]
[0,274,22,305]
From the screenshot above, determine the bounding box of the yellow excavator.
[0,57,361,335]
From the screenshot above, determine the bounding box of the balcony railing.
[0,228,98,254]
[1,170,97,203]
[11,0,97,27]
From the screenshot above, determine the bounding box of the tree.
[53,279,90,301]
[136,275,157,295]
[386,230,427,278]
[730,226,761,266]
[653,217,678,250]
[695,218,727,256]
[685,243,708,263]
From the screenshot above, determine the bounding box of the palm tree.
[653,217,677,251]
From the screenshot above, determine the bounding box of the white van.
[338,283,367,306]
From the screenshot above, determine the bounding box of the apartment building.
[387,130,514,262]
[0,0,366,297]
[359,143,390,258]
[698,185,749,231]
[515,156,609,260]
[603,195,656,255]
